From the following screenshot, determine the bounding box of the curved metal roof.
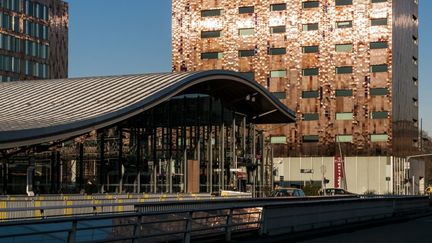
[0,70,295,149]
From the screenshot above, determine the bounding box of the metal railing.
[0,195,429,242]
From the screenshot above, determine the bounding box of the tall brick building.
[172,0,419,157]
[0,0,68,82]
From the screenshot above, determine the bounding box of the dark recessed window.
[336,21,352,28]
[271,92,286,99]
[413,56,418,65]
[239,6,254,14]
[302,45,319,53]
[303,23,319,31]
[336,0,353,6]
[239,50,255,57]
[335,44,353,52]
[201,9,222,17]
[240,72,255,80]
[270,3,286,11]
[371,18,387,26]
[303,113,319,121]
[303,135,319,143]
[336,89,353,97]
[371,111,388,119]
[269,48,286,55]
[413,35,418,44]
[201,52,223,60]
[370,88,388,96]
[270,26,286,34]
[336,66,353,74]
[302,1,319,8]
[370,41,388,49]
[303,68,319,76]
[370,64,388,73]
[371,0,387,3]
[201,30,222,38]
[413,77,418,86]
[302,90,319,98]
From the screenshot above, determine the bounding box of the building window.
[370,134,388,142]
[269,48,286,55]
[336,66,353,74]
[370,64,388,73]
[336,112,353,120]
[413,35,418,45]
[335,0,353,6]
[371,18,387,26]
[239,28,255,36]
[201,52,223,60]
[201,9,222,17]
[370,41,388,49]
[413,77,418,86]
[413,97,418,107]
[271,92,286,99]
[201,30,222,38]
[302,90,319,98]
[336,89,353,97]
[371,111,388,119]
[270,3,286,11]
[270,26,286,34]
[239,50,255,57]
[371,0,387,3]
[303,113,319,121]
[270,70,287,78]
[303,135,319,143]
[412,14,418,23]
[302,23,318,31]
[302,1,319,8]
[413,56,418,65]
[271,136,287,144]
[239,6,254,14]
[336,135,353,143]
[336,21,353,28]
[335,43,353,52]
[302,68,319,76]
[240,72,254,80]
[302,45,319,53]
[370,88,388,96]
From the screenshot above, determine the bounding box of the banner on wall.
[334,156,344,188]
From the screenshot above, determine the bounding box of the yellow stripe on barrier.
[85,195,92,200]
[65,201,73,215]
[117,199,124,212]
[139,198,145,203]
[0,201,6,221]
[34,200,42,218]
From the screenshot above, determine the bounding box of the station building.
[0,71,295,195]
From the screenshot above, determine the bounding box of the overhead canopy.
[0,70,295,149]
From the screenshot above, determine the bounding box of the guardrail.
[0,193,251,221]
[0,196,429,242]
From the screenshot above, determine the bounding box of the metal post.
[99,131,105,193]
[67,220,77,243]
[2,156,7,195]
[50,151,56,193]
[118,129,123,193]
[252,125,256,198]
[221,123,225,191]
[132,215,142,243]
[225,208,233,241]
[79,143,84,192]
[184,212,193,243]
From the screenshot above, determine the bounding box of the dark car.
[271,188,306,197]
[319,188,355,196]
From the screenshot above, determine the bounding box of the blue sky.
[68,0,432,134]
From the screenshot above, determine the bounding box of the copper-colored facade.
[172,0,419,157]
[0,0,68,81]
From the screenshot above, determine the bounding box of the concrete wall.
[274,156,425,195]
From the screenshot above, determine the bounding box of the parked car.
[271,188,305,197]
[318,188,355,196]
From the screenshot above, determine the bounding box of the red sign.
[334,156,344,188]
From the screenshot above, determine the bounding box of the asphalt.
[299,214,432,243]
